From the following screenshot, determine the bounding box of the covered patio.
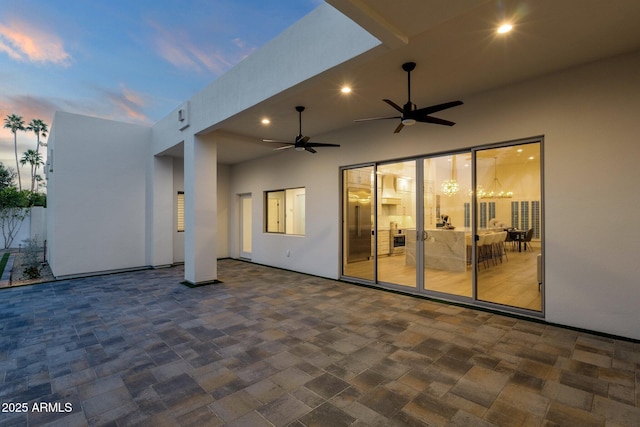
[1,260,638,426]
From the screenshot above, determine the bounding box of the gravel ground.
[9,250,55,286]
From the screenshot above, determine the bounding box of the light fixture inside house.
[261,118,270,125]
[341,86,352,94]
[479,157,513,198]
[401,118,416,126]
[441,156,459,197]
[498,23,513,34]
[441,179,459,196]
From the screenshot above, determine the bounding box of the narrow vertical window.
[177,191,185,232]
[464,202,470,228]
[479,202,487,228]
[511,201,519,228]
[532,200,541,239]
[520,201,530,230]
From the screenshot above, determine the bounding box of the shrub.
[21,237,42,279]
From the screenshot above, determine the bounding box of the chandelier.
[441,180,459,196]
[441,156,459,196]
[478,157,513,199]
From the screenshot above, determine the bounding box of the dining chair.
[523,228,534,251]
[496,231,508,262]
[476,234,489,269]
[505,229,514,252]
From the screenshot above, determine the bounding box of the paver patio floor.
[1,259,639,426]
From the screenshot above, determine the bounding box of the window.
[177,191,184,232]
[265,188,305,235]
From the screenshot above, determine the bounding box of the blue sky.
[0,0,321,188]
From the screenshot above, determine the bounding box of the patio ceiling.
[208,0,640,164]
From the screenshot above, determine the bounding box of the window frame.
[265,187,305,236]
[177,191,185,232]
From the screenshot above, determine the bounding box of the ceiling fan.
[355,62,463,133]
[263,106,340,154]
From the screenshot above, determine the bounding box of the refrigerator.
[346,188,372,262]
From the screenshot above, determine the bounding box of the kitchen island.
[405,229,467,272]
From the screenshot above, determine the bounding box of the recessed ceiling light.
[497,23,513,34]
[261,118,270,125]
[341,86,352,94]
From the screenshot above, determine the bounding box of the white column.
[184,134,218,284]
[146,155,174,268]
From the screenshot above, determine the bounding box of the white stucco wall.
[229,51,640,339]
[47,112,151,277]
[150,3,380,156]
[169,154,229,264]
[0,207,45,249]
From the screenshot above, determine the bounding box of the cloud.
[0,18,71,66]
[0,95,58,124]
[150,21,254,75]
[101,84,152,125]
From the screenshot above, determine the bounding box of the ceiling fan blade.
[416,115,456,126]
[354,115,401,122]
[273,145,295,151]
[382,99,404,113]
[394,122,404,133]
[296,135,310,144]
[305,146,317,154]
[306,142,340,148]
[263,139,290,143]
[413,100,463,116]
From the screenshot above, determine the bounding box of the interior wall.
[229,51,640,339]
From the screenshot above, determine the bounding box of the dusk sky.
[0,0,321,189]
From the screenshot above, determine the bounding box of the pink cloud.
[149,21,252,75]
[0,19,71,65]
[102,84,152,125]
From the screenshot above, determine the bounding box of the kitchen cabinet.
[378,230,390,255]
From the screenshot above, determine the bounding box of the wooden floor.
[343,244,542,311]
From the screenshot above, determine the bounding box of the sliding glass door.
[376,161,416,287]
[341,138,543,314]
[421,153,472,297]
[475,142,543,311]
[342,166,374,281]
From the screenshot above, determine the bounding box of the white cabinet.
[378,230,389,255]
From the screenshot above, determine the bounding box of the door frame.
[238,193,252,259]
[339,136,544,317]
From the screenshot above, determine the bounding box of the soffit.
[193,0,640,164]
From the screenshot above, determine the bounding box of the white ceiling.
[208,0,640,164]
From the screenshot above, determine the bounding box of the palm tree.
[26,119,48,181]
[3,114,25,191]
[20,150,44,192]
[26,119,48,154]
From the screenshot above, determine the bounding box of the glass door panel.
[377,161,416,287]
[342,166,374,280]
[240,194,252,259]
[475,142,542,311]
[422,154,472,297]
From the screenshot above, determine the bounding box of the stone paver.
[0,259,639,426]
